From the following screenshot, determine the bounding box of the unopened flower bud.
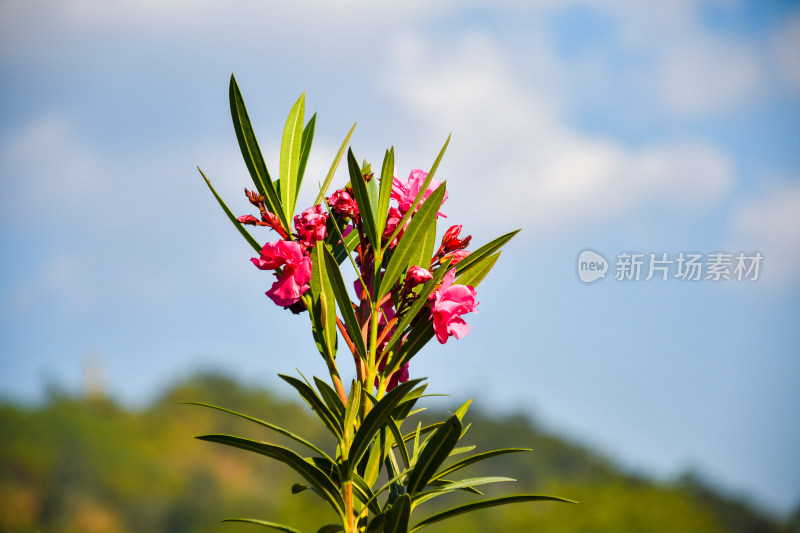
[406,266,433,287]
[441,225,471,253]
[238,214,259,225]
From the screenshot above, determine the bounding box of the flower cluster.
[241,199,328,310]
[239,168,479,391]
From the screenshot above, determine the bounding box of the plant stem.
[342,480,356,533]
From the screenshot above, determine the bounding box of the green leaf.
[222,518,305,533]
[455,229,519,279]
[384,494,411,533]
[314,123,357,206]
[379,184,447,300]
[377,148,395,239]
[323,246,368,360]
[280,93,305,221]
[297,113,316,195]
[412,477,516,506]
[291,483,311,494]
[387,416,410,470]
[349,380,423,467]
[455,252,500,289]
[352,472,383,516]
[382,136,450,253]
[347,149,379,250]
[314,376,345,422]
[413,225,438,274]
[182,402,330,460]
[343,381,361,444]
[228,75,287,231]
[198,167,261,253]
[279,374,343,440]
[448,445,475,457]
[317,526,344,533]
[433,448,531,481]
[196,435,344,516]
[365,513,387,533]
[454,399,471,421]
[406,415,462,495]
[310,245,338,362]
[409,494,577,532]
[333,226,360,265]
[364,160,381,233]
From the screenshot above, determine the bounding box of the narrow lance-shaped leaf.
[297,113,316,195]
[406,415,462,495]
[314,376,345,422]
[280,93,305,222]
[376,147,395,239]
[349,379,423,467]
[412,477,516,506]
[279,374,343,440]
[432,448,532,482]
[314,123,356,206]
[196,435,345,516]
[323,246,368,360]
[409,494,577,532]
[347,148,379,250]
[310,244,338,362]
[383,494,411,533]
[182,402,331,460]
[456,251,500,289]
[343,380,361,445]
[228,75,287,231]
[455,229,519,279]
[382,135,450,253]
[198,167,261,253]
[379,183,447,300]
[222,518,305,533]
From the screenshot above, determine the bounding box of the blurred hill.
[1,372,797,533]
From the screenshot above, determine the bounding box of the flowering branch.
[194,74,573,533]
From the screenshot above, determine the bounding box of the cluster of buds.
[237,189,290,240]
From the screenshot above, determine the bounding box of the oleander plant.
[193,75,573,533]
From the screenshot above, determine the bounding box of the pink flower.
[294,205,328,246]
[391,169,448,217]
[406,266,433,287]
[327,189,359,219]
[442,250,470,266]
[382,207,405,248]
[429,269,478,344]
[251,240,312,307]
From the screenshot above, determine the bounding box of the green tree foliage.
[0,374,791,533]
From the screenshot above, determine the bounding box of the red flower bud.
[238,215,259,225]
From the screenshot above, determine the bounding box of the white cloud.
[731,180,800,285]
[383,31,733,233]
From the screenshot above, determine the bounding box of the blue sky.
[1,0,799,519]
